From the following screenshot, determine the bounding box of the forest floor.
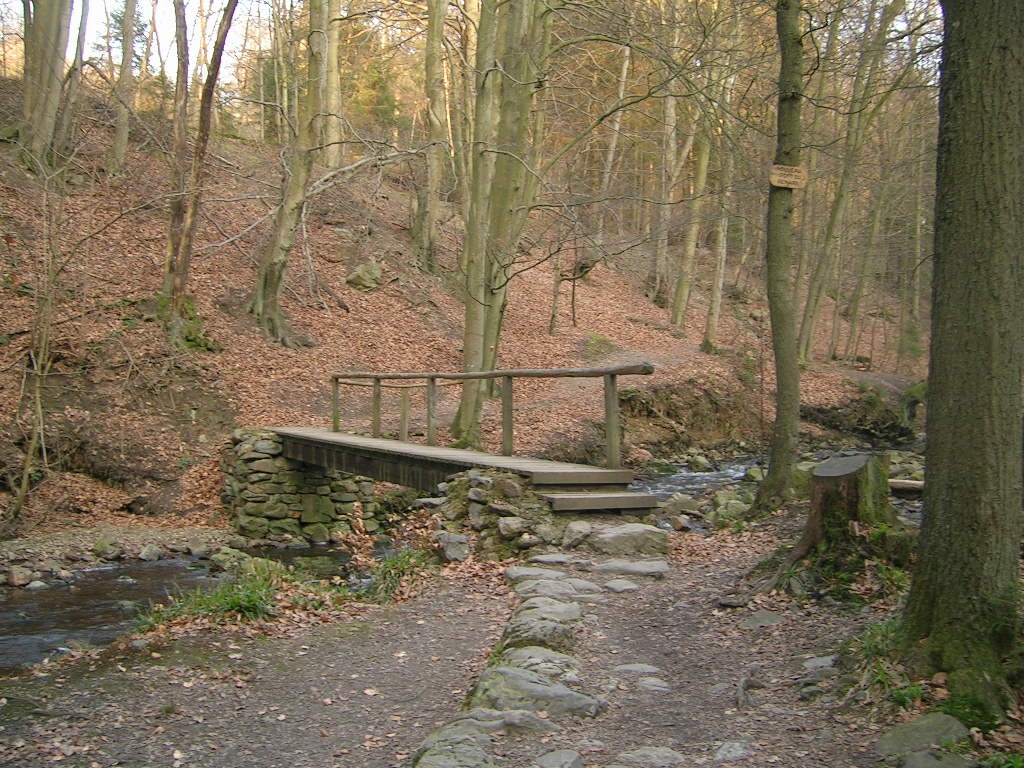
[0,513,948,768]
[6,124,1020,767]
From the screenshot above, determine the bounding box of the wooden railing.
[329,363,655,468]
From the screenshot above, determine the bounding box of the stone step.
[539,491,659,512]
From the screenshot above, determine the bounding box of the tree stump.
[791,453,894,565]
[722,452,917,604]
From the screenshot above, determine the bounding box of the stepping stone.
[470,667,605,718]
[589,524,668,556]
[614,663,663,675]
[502,614,577,653]
[591,558,670,578]
[739,609,787,629]
[514,579,584,601]
[604,578,640,593]
[518,596,584,622]
[638,676,671,693]
[529,553,590,566]
[613,746,686,766]
[500,646,579,681]
[505,565,567,583]
[714,740,752,762]
[529,750,584,768]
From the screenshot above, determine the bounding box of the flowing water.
[631,461,754,500]
[0,545,363,672]
[0,559,220,671]
[1,467,752,672]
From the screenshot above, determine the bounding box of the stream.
[0,462,756,672]
[0,539,400,671]
[0,560,220,671]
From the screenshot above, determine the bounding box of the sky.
[75,0,257,79]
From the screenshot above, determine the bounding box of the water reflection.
[0,560,220,671]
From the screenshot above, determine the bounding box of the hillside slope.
[0,133,918,532]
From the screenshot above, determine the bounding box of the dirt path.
[1,523,899,768]
[0,577,512,768]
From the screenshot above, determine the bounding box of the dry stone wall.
[222,429,381,545]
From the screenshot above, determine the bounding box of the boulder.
[7,565,34,587]
[434,532,470,562]
[588,524,668,556]
[875,713,969,757]
[470,667,605,717]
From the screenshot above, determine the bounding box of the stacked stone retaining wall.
[222,429,381,544]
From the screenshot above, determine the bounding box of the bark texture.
[900,0,1024,713]
[755,0,803,509]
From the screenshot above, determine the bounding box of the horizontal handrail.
[329,363,655,468]
[330,362,654,382]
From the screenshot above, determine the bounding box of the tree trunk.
[21,0,73,169]
[451,0,499,445]
[792,453,900,566]
[412,0,448,273]
[592,44,631,259]
[107,0,137,176]
[754,0,803,510]
[323,0,344,167]
[162,0,238,345]
[900,0,1024,714]
[797,0,907,362]
[247,0,325,345]
[453,0,552,444]
[670,131,711,326]
[703,148,734,352]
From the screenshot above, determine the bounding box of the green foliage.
[938,694,1000,733]
[890,682,925,709]
[138,572,279,629]
[360,549,432,603]
[845,618,900,667]
[981,755,1024,768]
[582,332,615,361]
[871,560,911,598]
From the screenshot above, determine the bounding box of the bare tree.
[162,0,240,345]
[755,0,803,509]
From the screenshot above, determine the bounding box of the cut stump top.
[812,453,870,478]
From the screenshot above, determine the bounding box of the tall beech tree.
[248,0,327,345]
[21,0,74,169]
[754,0,803,509]
[162,0,239,345]
[900,0,1023,713]
[452,0,555,445]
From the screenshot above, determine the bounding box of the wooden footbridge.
[272,364,660,513]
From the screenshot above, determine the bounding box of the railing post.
[331,377,340,432]
[426,377,437,445]
[399,389,410,442]
[604,373,621,468]
[501,375,514,456]
[371,378,382,437]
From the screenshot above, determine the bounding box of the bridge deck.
[271,428,636,491]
